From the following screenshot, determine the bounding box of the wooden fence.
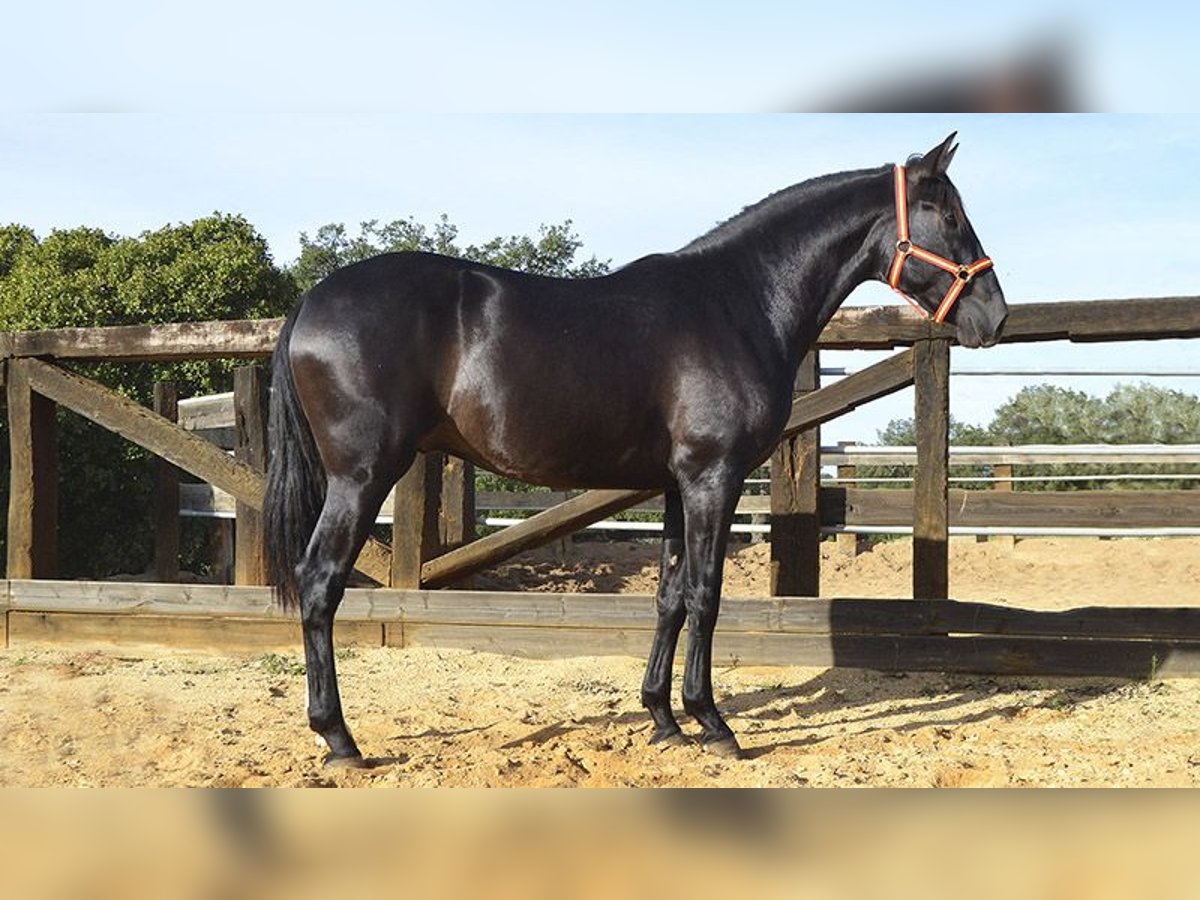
[4,295,1200,674]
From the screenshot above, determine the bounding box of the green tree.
[873,382,1200,492]
[0,214,298,577]
[292,216,609,291]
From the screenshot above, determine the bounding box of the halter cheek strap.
[888,164,994,324]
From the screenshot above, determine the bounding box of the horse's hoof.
[323,752,369,769]
[702,736,744,760]
[649,727,687,749]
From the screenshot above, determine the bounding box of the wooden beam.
[6,359,58,579]
[1,297,1197,365]
[913,339,951,599]
[177,391,235,430]
[815,296,1200,349]
[8,318,283,362]
[391,453,441,589]
[440,455,476,552]
[7,611,380,653]
[822,444,1200,466]
[770,350,821,596]
[24,358,265,508]
[782,348,914,435]
[421,489,659,588]
[11,581,1200,642]
[152,382,180,583]
[817,306,934,348]
[233,366,269,586]
[821,487,1200,529]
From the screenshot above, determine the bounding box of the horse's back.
[287,250,778,489]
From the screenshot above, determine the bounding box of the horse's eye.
[942,212,957,227]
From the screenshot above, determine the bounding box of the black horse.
[264,134,1008,766]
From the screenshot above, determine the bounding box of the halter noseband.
[887,164,994,324]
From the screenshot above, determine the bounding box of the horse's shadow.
[507,667,1131,760]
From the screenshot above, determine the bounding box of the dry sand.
[2,536,1199,787]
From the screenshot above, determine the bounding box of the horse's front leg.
[640,489,688,747]
[678,463,744,758]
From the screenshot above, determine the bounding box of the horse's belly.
[438,398,671,490]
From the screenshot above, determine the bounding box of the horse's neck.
[726,168,893,369]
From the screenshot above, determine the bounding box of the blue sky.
[2,113,1198,444]
[4,2,1198,112]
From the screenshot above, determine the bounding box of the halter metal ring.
[896,239,912,254]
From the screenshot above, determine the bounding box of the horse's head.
[885,133,1008,349]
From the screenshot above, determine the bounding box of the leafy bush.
[0,215,297,576]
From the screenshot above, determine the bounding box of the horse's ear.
[910,132,958,177]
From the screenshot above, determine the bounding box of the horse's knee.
[685,603,719,633]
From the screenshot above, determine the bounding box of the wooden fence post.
[913,338,951,599]
[233,365,268,585]
[440,455,476,551]
[391,452,442,588]
[990,462,1016,549]
[770,350,821,596]
[836,441,860,558]
[153,381,180,582]
[6,359,58,579]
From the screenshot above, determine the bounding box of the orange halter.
[887,164,994,324]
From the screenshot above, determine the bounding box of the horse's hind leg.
[641,490,688,747]
[678,463,744,758]
[299,460,409,766]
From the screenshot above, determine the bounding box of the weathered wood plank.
[11,593,1200,675]
[421,488,660,588]
[352,539,394,587]
[7,611,381,653]
[817,306,935,348]
[9,319,284,362]
[25,358,265,508]
[1001,295,1200,345]
[13,582,1200,641]
[2,298,1197,365]
[913,339,950,599]
[233,366,269,586]
[391,453,441,589]
[153,382,181,582]
[177,392,235,430]
[771,350,820,596]
[822,444,1200,466]
[782,348,914,434]
[440,455,476,552]
[5,580,406,621]
[6,359,58,579]
[815,296,1200,349]
[821,487,1200,529]
[392,622,656,659]
[389,620,1200,676]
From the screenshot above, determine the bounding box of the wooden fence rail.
[5,580,1200,677]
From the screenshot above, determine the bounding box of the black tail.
[264,303,326,611]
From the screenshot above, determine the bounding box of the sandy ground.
[3,536,1199,787]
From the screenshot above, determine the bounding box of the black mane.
[679,166,889,254]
